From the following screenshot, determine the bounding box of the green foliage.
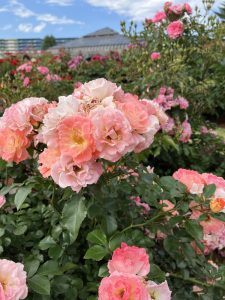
[42,35,56,50]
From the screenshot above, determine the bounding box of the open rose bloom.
[0,78,165,192]
[173,168,225,254]
[0,259,28,300]
[99,243,171,300]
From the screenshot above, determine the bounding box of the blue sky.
[0,0,222,39]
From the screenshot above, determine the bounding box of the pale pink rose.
[200,126,209,134]
[1,97,49,134]
[0,259,28,300]
[108,243,150,276]
[151,52,161,61]
[58,115,96,164]
[90,107,133,162]
[184,3,192,14]
[23,77,30,87]
[147,280,172,300]
[202,173,225,190]
[152,11,167,23]
[173,168,205,194]
[0,128,30,164]
[75,78,122,101]
[37,66,49,75]
[162,117,175,134]
[51,157,103,192]
[167,21,184,39]
[179,119,192,143]
[46,74,61,82]
[38,148,60,178]
[0,195,6,208]
[160,200,178,216]
[133,115,160,153]
[142,100,168,127]
[41,95,79,147]
[98,272,150,300]
[17,62,32,73]
[116,94,153,134]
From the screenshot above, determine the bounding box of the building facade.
[49,28,130,57]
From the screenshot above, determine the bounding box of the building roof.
[50,27,130,50]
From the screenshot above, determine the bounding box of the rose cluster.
[0,259,28,300]
[153,87,192,143]
[0,78,167,193]
[146,1,192,40]
[98,243,171,300]
[173,169,225,254]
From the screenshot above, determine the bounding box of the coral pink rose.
[0,195,6,208]
[0,128,30,164]
[152,11,167,23]
[90,107,133,162]
[98,272,149,300]
[38,148,60,178]
[202,173,225,190]
[160,200,178,216]
[173,168,205,194]
[151,52,161,61]
[167,21,184,39]
[142,100,168,127]
[58,115,96,164]
[147,280,172,300]
[108,243,150,276]
[116,94,153,134]
[0,259,28,300]
[51,156,103,192]
[37,66,49,75]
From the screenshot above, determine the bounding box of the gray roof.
[50,27,130,50]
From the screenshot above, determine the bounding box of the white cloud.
[37,13,78,24]
[85,0,222,20]
[46,0,74,6]
[33,22,46,32]
[17,22,46,33]
[0,0,83,27]
[18,23,33,32]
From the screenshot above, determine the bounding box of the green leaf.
[14,185,33,210]
[13,225,27,235]
[203,184,216,198]
[61,196,87,244]
[39,236,56,251]
[24,258,40,278]
[98,264,109,278]
[185,220,203,241]
[84,245,107,261]
[87,229,107,246]
[28,275,50,295]
[38,260,61,276]
[149,264,166,282]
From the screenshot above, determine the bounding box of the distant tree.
[216,1,225,22]
[42,35,56,50]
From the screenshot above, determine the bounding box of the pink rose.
[147,280,172,300]
[151,52,161,61]
[37,66,49,75]
[184,3,192,14]
[179,119,192,143]
[173,168,205,194]
[202,173,225,190]
[108,243,150,276]
[152,11,167,23]
[51,157,103,192]
[17,62,32,73]
[90,107,133,162]
[98,272,149,300]
[0,259,28,300]
[38,147,60,178]
[0,195,6,208]
[168,4,184,15]
[160,200,178,216]
[167,21,184,39]
[23,77,30,87]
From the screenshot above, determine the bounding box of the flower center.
[71,130,85,145]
